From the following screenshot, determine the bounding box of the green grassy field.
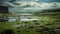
[0,9,60,34]
[0,15,60,34]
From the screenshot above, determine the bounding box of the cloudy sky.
[0,0,60,12]
[0,0,60,2]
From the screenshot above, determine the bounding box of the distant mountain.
[41,8,60,13]
[34,8,60,13]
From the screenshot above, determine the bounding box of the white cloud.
[15,1,60,8]
[23,2,60,10]
[5,0,60,10]
[56,2,60,7]
[40,3,53,7]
